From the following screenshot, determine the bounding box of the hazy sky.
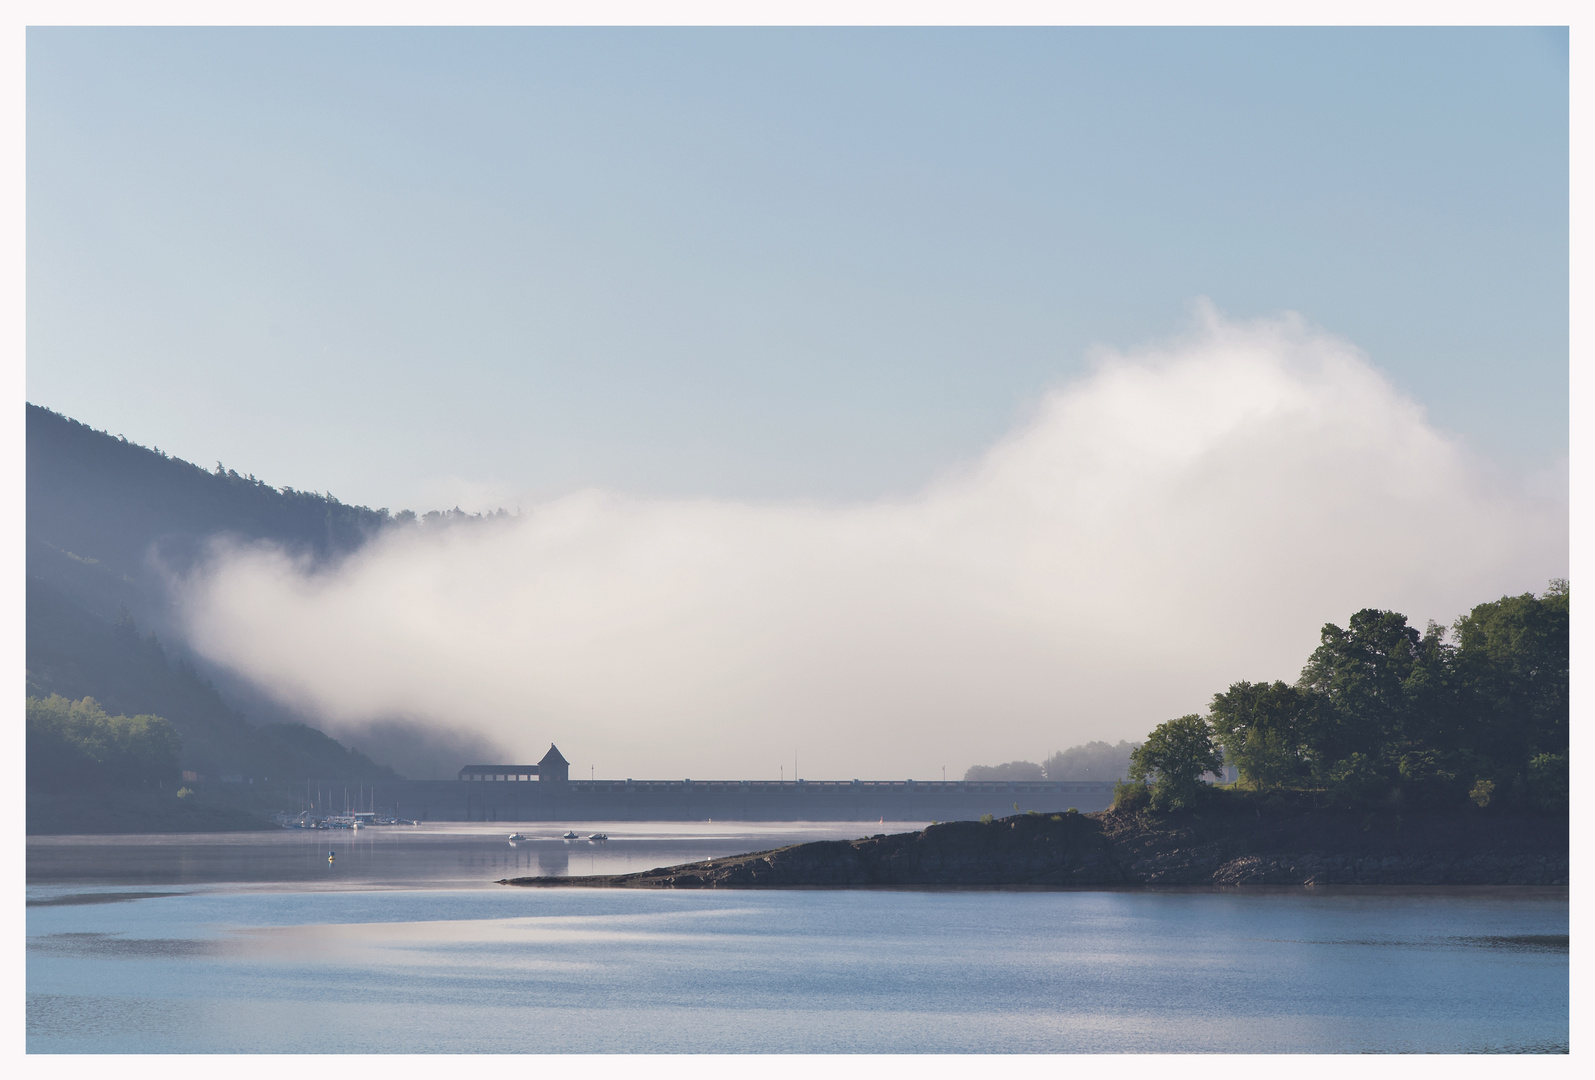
[26,28,1570,776]
[29,28,1568,511]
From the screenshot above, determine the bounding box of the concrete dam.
[340,777,1120,823]
[311,747,1120,823]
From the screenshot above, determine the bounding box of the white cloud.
[175,307,1568,780]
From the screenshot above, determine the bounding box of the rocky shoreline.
[499,803,1569,889]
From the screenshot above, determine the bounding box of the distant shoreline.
[500,802,1569,889]
[26,789,277,835]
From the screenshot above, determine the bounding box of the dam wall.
[328,778,1120,823]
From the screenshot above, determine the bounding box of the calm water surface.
[27,823,1569,1053]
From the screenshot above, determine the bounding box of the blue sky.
[27,27,1568,513]
[24,27,1572,773]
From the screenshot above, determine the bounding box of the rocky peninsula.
[499,801,1568,888]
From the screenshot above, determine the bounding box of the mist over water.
[175,309,1567,779]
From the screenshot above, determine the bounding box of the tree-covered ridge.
[26,577,400,784]
[27,403,396,575]
[27,403,512,580]
[1126,581,1569,813]
[27,694,181,791]
[26,402,511,783]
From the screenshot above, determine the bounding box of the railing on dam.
[456,776,1117,793]
[336,776,1123,822]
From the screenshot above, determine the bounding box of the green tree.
[1128,714,1225,810]
[1325,751,1385,806]
[1296,608,1425,772]
[1131,583,1570,812]
[26,694,181,790]
[1450,580,1569,769]
[1208,680,1311,788]
[1526,752,1568,814]
[1396,620,1461,755]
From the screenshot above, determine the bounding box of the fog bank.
[176,309,1568,780]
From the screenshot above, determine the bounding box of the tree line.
[1124,581,1569,814]
[27,694,182,790]
[965,740,1140,783]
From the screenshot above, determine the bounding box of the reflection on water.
[1460,934,1569,951]
[25,825,1570,1054]
[29,931,217,960]
[27,820,892,890]
[26,891,177,908]
[537,846,569,877]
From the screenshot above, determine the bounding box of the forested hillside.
[24,403,470,785]
[26,576,395,782]
[27,403,401,624]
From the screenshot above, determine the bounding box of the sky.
[26,28,1571,777]
[28,28,1568,509]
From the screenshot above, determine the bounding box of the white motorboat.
[507,832,527,844]
[561,830,579,840]
[587,833,609,842]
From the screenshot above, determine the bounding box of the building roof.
[539,743,570,767]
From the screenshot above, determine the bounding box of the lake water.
[27,822,1569,1054]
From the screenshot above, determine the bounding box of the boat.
[561,830,579,840]
[587,832,609,842]
[507,832,527,844]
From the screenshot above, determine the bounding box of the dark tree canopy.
[1297,608,1430,766]
[1128,580,1571,815]
[1450,579,1568,767]
[1128,714,1225,810]
[1208,681,1311,789]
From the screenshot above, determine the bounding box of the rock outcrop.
[499,803,1569,889]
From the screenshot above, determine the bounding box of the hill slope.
[27,403,398,626]
[24,403,489,786]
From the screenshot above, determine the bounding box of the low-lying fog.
[174,308,1568,780]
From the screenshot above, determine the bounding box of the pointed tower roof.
[539,743,569,767]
